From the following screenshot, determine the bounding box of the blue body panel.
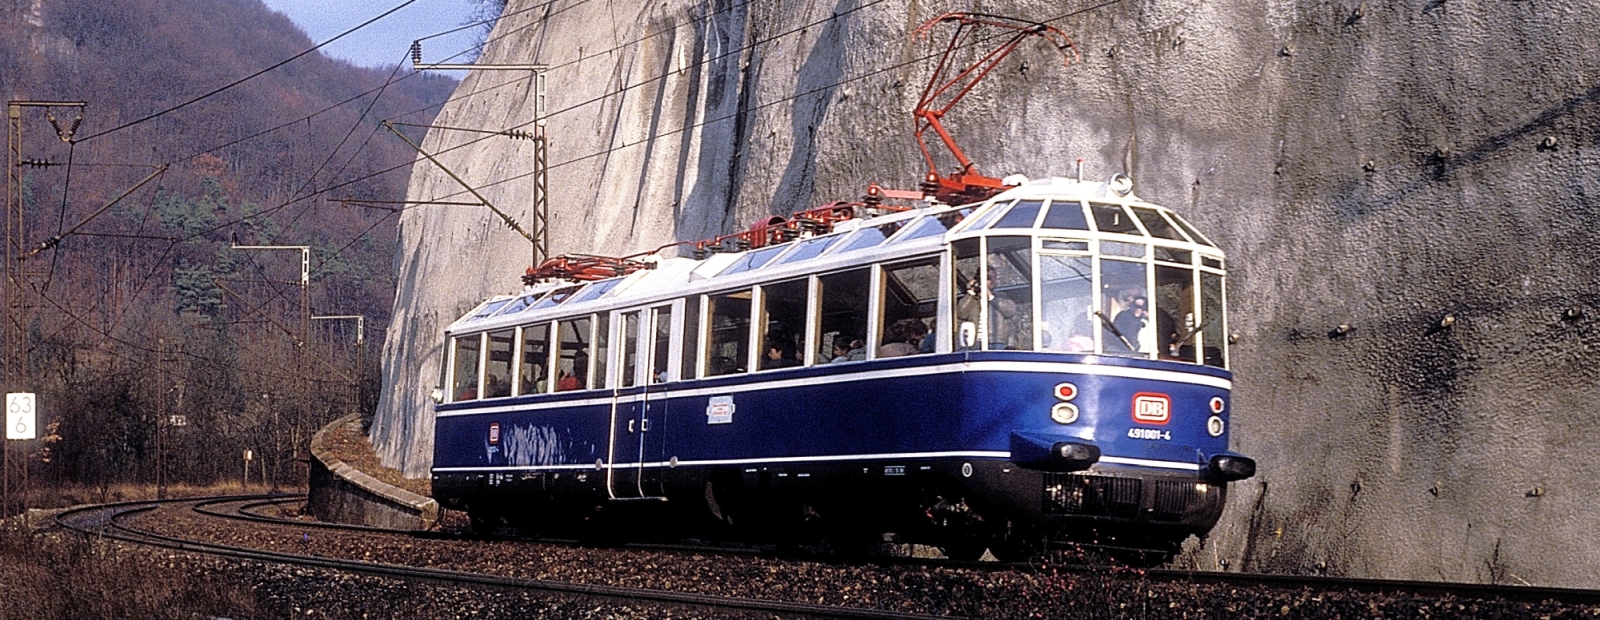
[433,352,1235,485]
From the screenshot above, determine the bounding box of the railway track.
[55,496,956,620]
[199,495,1600,607]
[51,495,1600,618]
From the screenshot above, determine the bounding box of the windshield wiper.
[1093,311,1136,351]
[1175,316,1217,347]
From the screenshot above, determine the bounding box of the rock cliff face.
[372,0,1600,586]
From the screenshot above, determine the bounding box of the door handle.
[641,418,650,432]
[628,419,635,433]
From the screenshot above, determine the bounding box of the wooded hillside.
[0,0,458,495]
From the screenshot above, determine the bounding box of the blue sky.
[260,0,489,69]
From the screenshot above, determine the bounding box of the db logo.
[488,422,501,445]
[1132,393,1171,425]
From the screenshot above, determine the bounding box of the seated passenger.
[878,319,921,358]
[830,341,851,363]
[557,369,581,391]
[761,341,800,369]
[847,339,867,361]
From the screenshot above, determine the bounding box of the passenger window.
[517,324,551,395]
[878,258,939,357]
[484,330,513,398]
[952,239,981,349]
[1200,272,1226,368]
[680,297,702,379]
[451,334,481,402]
[1091,203,1143,235]
[556,317,591,391]
[891,208,973,243]
[983,237,1034,351]
[706,290,752,376]
[650,305,673,383]
[758,279,808,370]
[497,294,538,316]
[594,313,611,387]
[620,311,641,388]
[1040,255,1094,353]
[819,269,870,363]
[1041,200,1089,230]
[1099,258,1150,356]
[1154,266,1195,362]
[992,200,1044,229]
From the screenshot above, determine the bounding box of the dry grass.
[321,419,431,497]
[0,522,256,619]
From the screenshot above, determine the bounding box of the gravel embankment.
[122,503,1598,619]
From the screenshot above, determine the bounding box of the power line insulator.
[410,41,423,66]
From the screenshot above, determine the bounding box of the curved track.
[55,495,1600,615]
[55,496,957,620]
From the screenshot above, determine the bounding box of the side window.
[680,297,702,379]
[952,239,981,349]
[620,311,641,388]
[878,258,939,358]
[556,317,592,391]
[1040,255,1094,352]
[594,313,611,387]
[759,279,807,370]
[518,323,551,395]
[819,268,869,363]
[451,334,481,402]
[706,290,751,376]
[650,305,673,383]
[1099,258,1150,356]
[1200,272,1226,368]
[485,330,514,398]
[985,236,1034,351]
[1154,265,1194,362]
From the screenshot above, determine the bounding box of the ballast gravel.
[114,503,1597,619]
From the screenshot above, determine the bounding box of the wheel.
[467,509,501,537]
[940,539,990,562]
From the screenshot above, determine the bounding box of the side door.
[638,302,676,497]
[606,308,649,498]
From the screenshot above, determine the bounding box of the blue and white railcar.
[430,174,1255,558]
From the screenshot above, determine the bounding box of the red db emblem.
[488,422,501,445]
[1132,393,1171,425]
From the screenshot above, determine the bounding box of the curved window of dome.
[1132,206,1188,242]
[495,294,539,316]
[831,221,906,255]
[468,299,510,321]
[1090,203,1143,235]
[1041,200,1089,230]
[954,200,1013,233]
[1166,212,1215,247]
[530,285,581,311]
[719,244,789,276]
[568,278,622,304]
[772,234,841,266]
[991,200,1045,229]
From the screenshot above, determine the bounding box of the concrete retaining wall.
[308,414,438,531]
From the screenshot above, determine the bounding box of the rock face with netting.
[370,0,1600,587]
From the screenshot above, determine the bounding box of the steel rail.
[182,496,1600,605]
[57,497,959,620]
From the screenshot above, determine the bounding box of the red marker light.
[1054,382,1078,401]
[1209,397,1226,414]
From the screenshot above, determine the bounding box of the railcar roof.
[446,175,1215,335]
